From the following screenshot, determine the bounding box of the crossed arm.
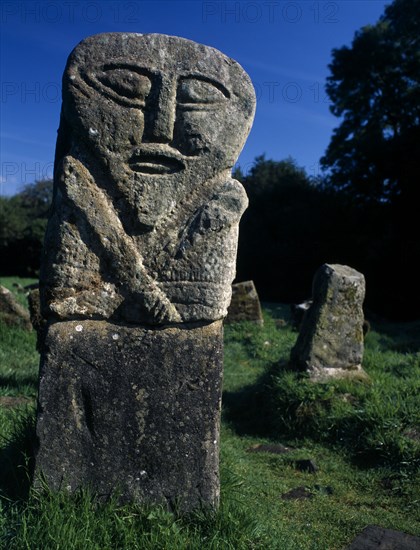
[46,156,247,325]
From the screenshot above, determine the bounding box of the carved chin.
[133,191,177,229]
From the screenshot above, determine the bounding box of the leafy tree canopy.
[321,0,420,205]
[18,178,53,213]
[239,154,313,195]
[0,179,53,274]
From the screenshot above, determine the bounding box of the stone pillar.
[225,281,264,325]
[36,320,223,507]
[34,33,255,510]
[290,264,368,382]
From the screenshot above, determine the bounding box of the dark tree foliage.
[236,156,362,304]
[236,155,416,319]
[321,0,420,206]
[0,179,53,276]
[318,0,420,319]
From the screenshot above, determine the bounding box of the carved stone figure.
[40,32,255,325]
[35,33,255,510]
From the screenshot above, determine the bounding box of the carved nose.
[144,83,176,144]
[149,113,173,143]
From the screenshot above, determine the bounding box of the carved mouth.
[128,153,185,175]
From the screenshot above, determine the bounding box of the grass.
[0,278,38,401]
[0,284,419,549]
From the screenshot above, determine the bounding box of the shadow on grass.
[370,318,420,353]
[0,410,37,502]
[0,375,38,391]
[222,362,282,439]
[223,360,420,473]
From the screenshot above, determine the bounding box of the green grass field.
[0,278,419,549]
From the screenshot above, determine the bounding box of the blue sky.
[0,0,389,195]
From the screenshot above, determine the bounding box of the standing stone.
[345,525,420,550]
[290,264,368,382]
[0,285,32,330]
[34,33,255,510]
[225,280,264,325]
[290,299,312,331]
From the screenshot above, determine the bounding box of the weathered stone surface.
[27,287,42,328]
[35,33,255,509]
[40,33,255,326]
[28,288,47,351]
[345,525,420,550]
[0,285,31,330]
[290,264,368,381]
[225,280,264,325]
[290,299,312,331]
[36,320,223,509]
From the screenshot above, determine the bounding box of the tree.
[0,196,27,247]
[0,179,53,276]
[321,0,420,207]
[319,0,420,319]
[18,179,53,242]
[236,156,341,302]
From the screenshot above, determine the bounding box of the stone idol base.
[35,320,223,511]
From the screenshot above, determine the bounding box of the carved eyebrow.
[77,64,155,108]
[178,75,231,99]
[100,63,155,77]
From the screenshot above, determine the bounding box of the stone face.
[225,280,264,325]
[36,320,223,509]
[290,264,367,381]
[35,33,255,509]
[40,33,255,326]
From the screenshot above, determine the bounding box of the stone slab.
[0,285,32,330]
[290,264,368,381]
[35,319,223,510]
[225,280,264,325]
[345,525,420,550]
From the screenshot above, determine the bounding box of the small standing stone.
[225,280,264,325]
[290,299,312,331]
[0,285,32,330]
[290,264,368,382]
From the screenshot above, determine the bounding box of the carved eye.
[177,78,229,108]
[98,69,152,102]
